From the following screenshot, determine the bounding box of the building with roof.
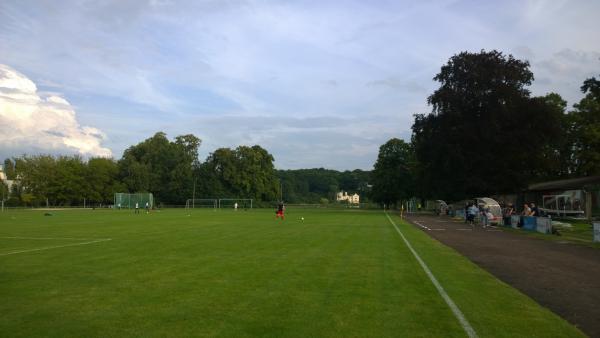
[523,176,600,220]
[336,191,360,204]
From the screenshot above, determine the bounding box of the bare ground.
[404,214,600,338]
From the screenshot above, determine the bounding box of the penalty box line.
[385,212,478,338]
[0,238,112,257]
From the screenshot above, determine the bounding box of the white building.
[0,165,16,195]
[336,191,360,204]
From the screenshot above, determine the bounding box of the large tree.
[412,50,563,200]
[197,145,279,202]
[86,157,125,205]
[566,76,600,176]
[118,132,201,204]
[3,159,16,179]
[371,138,414,207]
[15,155,57,206]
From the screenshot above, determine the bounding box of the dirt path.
[404,214,600,338]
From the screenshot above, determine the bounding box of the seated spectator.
[506,204,515,215]
[522,203,531,216]
[530,202,539,217]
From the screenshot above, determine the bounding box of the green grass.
[553,220,599,245]
[502,219,600,249]
[0,208,584,337]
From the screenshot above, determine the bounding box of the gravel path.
[405,214,600,337]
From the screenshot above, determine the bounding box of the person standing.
[135,202,140,214]
[503,203,515,225]
[145,201,149,214]
[234,202,238,211]
[484,208,494,227]
[276,201,285,220]
[467,203,478,225]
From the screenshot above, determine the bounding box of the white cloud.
[0,64,112,157]
[1,1,599,168]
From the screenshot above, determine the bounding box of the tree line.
[2,133,370,207]
[3,49,598,208]
[278,168,370,204]
[370,50,600,206]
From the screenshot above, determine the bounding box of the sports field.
[0,208,584,337]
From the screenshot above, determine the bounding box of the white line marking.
[386,213,478,338]
[0,236,94,240]
[0,238,112,256]
[414,221,431,230]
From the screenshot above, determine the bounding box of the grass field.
[0,208,584,337]
[503,219,600,249]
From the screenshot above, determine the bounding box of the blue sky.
[1,0,599,170]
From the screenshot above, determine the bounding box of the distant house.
[0,165,17,195]
[336,191,360,204]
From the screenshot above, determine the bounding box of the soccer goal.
[218,198,253,209]
[185,199,217,209]
[114,193,154,209]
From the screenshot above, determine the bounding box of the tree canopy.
[118,132,201,204]
[412,50,563,200]
[6,155,122,206]
[2,131,372,207]
[371,138,414,206]
[196,145,279,203]
[566,76,600,176]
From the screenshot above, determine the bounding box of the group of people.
[501,202,542,227]
[133,202,150,214]
[521,202,541,217]
[464,203,495,227]
[502,202,540,217]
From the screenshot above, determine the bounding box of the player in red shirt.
[276,201,285,220]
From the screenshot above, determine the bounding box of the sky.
[0,0,599,170]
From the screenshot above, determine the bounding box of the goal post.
[218,198,253,209]
[114,192,154,209]
[185,199,217,209]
